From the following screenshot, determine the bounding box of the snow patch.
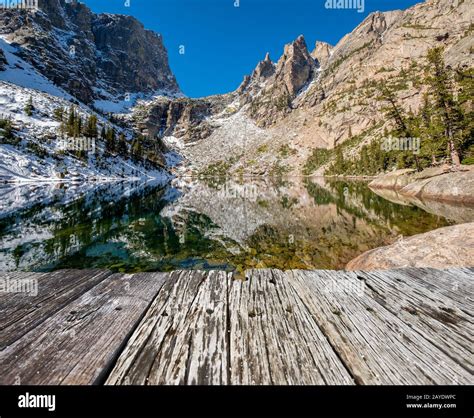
[0,37,73,100]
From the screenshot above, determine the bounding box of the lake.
[0,177,469,274]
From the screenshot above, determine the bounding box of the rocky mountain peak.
[311,41,333,67]
[110,0,474,178]
[235,34,319,127]
[237,52,275,94]
[92,13,179,98]
[252,52,275,81]
[274,34,316,96]
[0,0,181,105]
[365,11,389,36]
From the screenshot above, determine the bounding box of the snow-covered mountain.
[0,0,181,106]
[0,0,182,183]
[0,79,170,182]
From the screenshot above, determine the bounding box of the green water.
[0,177,465,273]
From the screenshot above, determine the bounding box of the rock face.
[92,14,178,97]
[369,166,474,204]
[237,53,275,99]
[240,35,317,127]
[133,94,235,144]
[0,0,180,104]
[0,48,6,70]
[135,35,317,147]
[253,53,276,81]
[145,0,472,177]
[311,41,333,67]
[346,223,474,271]
[274,35,317,97]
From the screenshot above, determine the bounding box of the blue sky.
[82,0,421,98]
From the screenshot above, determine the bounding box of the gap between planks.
[0,271,167,385]
[106,268,473,385]
[0,268,472,385]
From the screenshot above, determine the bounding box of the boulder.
[369,166,474,204]
[368,169,416,190]
[347,223,474,271]
[401,169,474,205]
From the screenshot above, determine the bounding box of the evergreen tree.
[425,47,462,166]
[24,96,34,116]
[329,147,346,175]
[117,133,128,157]
[131,135,144,162]
[84,115,98,138]
[379,85,421,171]
[417,93,445,165]
[454,66,474,163]
[359,145,369,174]
[75,116,82,138]
[379,86,409,136]
[66,105,77,137]
[105,126,116,155]
[0,116,15,143]
[53,107,64,122]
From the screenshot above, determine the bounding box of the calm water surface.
[0,177,470,273]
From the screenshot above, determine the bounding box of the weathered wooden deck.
[0,268,472,385]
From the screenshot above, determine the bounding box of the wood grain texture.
[1,268,472,385]
[227,269,354,385]
[355,268,473,373]
[106,270,230,385]
[0,272,166,385]
[0,270,112,349]
[107,269,354,385]
[287,269,473,385]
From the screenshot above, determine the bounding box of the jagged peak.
[271,35,317,97]
[1,0,181,103]
[311,41,333,65]
[250,52,275,81]
[279,35,314,65]
[295,34,306,45]
[280,34,313,62]
[314,40,334,50]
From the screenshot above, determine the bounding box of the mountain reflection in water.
[0,177,468,273]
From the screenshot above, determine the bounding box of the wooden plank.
[1,268,472,386]
[287,270,473,385]
[354,269,473,373]
[106,270,229,385]
[387,268,474,314]
[228,269,354,385]
[0,269,112,349]
[108,269,354,385]
[0,272,166,385]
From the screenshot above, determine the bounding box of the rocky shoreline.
[347,168,474,271]
[369,166,474,205]
[346,223,474,271]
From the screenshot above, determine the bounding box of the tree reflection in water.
[0,177,464,273]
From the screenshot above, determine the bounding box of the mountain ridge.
[138,0,472,177]
[0,0,181,106]
[1,0,473,182]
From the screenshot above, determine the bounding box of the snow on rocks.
[0,79,170,183]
